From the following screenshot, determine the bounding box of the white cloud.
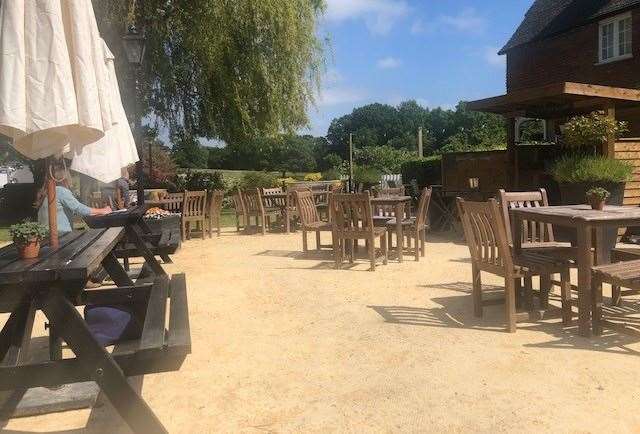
[483,46,506,67]
[325,0,410,35]
[317,87,367,107]
[377,57,402,70]
[440,8,487,34]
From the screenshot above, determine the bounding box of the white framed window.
[599,12,633,63]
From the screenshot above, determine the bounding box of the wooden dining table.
[511,204,640,337]
[371,195,412,263]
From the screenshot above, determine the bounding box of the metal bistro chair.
[386,187,432,261]
[457,198,572,333]
[181,190,207,240]
[294,190,333,252]
[244,188,280,235]
[331,192,388,271]
[232,189,247,232]
[205,190,224,238]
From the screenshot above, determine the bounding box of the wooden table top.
[371,196,412,204]
[0,228,124,285]
[510,205,640,226]
[84,205,148,229]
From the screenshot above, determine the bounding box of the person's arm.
[59,188,111,217]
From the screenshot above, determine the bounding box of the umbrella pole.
[46,158,59,249]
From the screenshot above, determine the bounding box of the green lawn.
[0,227,10,243]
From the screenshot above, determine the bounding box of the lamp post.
[122,25,147,206]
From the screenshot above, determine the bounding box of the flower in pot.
[9,221,49,259]
[586,187,610,211]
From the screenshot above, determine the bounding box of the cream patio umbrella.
[0,0,139,247]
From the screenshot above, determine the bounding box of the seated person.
[35,165,112,234]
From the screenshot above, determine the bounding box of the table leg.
[592,227,610,336]
[126,227,167,279]
[576,224,593,337]
[41,292,167,434]
[396,203,403,263]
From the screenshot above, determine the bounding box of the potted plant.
[551,112,632,206]
[9,221,48,259]
[353,165,382,192]
[586,187,610,211]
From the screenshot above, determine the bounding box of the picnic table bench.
[0,228,191,433]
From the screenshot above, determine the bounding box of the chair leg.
[261,214,266,236]
[369,236,376,271]
[540,275,551,309]
[218,222,221,237]
[560,268,572,326]
[611,285,622,307]
[414,233,420,262]
[472,264,482,318]
[316,231,321,251]
[420,230,426,257]
[302,229,308,252]
[236,214,241,232]
[505,277,517,333]
[515,278,523,309]
[592,276,604,336]
[524,276,534,312]
[349,240,355,264]
[334,236,343,269]
[382,234,388,265]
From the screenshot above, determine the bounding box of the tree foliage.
[93,0,326,144]
[326,100,506,156]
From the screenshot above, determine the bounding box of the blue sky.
[306,0,533,137]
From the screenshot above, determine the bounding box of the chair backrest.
[207,190,224,218]
[377,187,405,197]
[243,188,265,214]
[294,190,321,226]
[162,192,184,213]
[457,198,513,272]
[415,187,433,229]
[331,193,375,237]
[262,187,285,208]
[182,190,207,218]
[232,189,246,215]
[497,189,554,245]
[330,183,344,194]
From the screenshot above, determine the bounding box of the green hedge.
[401,157,442,188]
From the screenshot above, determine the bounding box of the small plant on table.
[9,220,49,259]
[586,187,610,211]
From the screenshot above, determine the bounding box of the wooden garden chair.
[181,190,207,240]
[294,190,333,251]
[386,187,432,261]
[457,198,572,333]
[232,189,247,231]
[161,192,184,213]
[498,188,577,307]
[331,192,388,271]
[205,190,224,238]
[244,188,280,235]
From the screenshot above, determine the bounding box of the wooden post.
[604,100,616,158]
[349,133,354,193]
[46,159,59,249]
[418,127,424,158]
[506,117,517,190]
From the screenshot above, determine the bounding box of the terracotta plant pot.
[588,197,606,211]
[17,239,41,259]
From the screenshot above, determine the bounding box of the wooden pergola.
[467,82,640,189]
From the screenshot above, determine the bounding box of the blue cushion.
[84,305,141,347]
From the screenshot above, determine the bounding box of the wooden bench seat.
[0,273,191,391]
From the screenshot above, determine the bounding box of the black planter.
[556,181,626,249]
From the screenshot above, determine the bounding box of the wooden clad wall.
[615,138,640,205]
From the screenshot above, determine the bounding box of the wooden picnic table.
[371,196,412,263]
[511,205,640,337]
[0,228,191,433]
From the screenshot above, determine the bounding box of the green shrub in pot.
[9,220,49,259]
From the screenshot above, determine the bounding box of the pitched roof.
[499,0,640,54]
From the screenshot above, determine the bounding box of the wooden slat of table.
[0,229,124,286]
[511,205,640,225]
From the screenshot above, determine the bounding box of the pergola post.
[604,100,616,158]
[506,117,518,189]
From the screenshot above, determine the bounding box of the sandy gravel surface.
[4,230,640,433]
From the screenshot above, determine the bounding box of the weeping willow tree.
[93,0,326,145]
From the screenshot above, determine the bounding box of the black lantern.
[122,26,146,66]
